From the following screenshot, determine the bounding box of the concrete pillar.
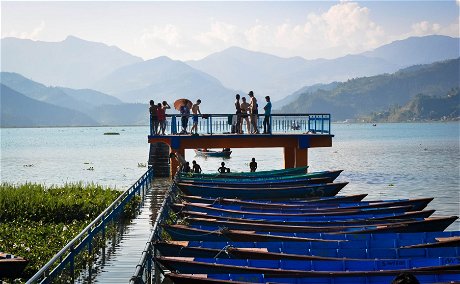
[284,147,295,169]
[295,148,308,168]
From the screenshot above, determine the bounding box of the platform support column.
[295,148,308,168]
[170,148,185,178]
[284,147,295,169]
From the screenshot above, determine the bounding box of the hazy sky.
[2,1,459,61]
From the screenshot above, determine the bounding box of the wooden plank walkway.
[78,179,169,283]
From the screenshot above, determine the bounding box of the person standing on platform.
[190,99,202,135]
[192,160,202,173]
[179,102,191,134]
[263,96,272,134]
[249,158,257,172]
[156,103,166,135]
[248,91,259,134]
[160,101,171,135]
[149,100,159,135]
[240,97,251,134]
[235,94,242,134]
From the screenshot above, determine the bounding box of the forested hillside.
[279,59,460,121]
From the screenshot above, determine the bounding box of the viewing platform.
[148,114,333,176]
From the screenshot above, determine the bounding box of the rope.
[214,244,233,258]
[211,197,224,205]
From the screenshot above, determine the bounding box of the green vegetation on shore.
[0,183,140,281]
[361,88,459,122]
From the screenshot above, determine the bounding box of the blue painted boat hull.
[176,182,347,199]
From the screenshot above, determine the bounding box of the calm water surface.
[1,123,459,229]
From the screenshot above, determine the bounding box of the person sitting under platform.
[192,160,202,173]
[218,162,227,173]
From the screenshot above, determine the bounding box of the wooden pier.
[148,113,333,176]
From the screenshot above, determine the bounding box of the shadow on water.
[75,178,171,284]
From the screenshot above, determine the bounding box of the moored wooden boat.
[177,197,433,212]
[179,194,368,205]
[175,182,348,199]
[178,216,458,233]
[155,241,460,260]
[177,177,334,188]
[195,148,232,158]
[172,203,416,218]
[163,222,459,242]
[157,256,460,275]
[178,165,310,179]
[175,169,343,184]
[176,231,460,250]
[180,209,436,226]
[0,252,28,278]
[165,271,460,284]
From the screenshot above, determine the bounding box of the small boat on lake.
[155,240,460,260]
[175,182,348,199]
[178,165,310,178]
[179,193,368,205]
[158,256,460,275]
[195,148,232,158]
[0,252,28,278]
[176,170,343,186]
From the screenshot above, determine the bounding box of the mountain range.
[2,35,458,104]
[1,34,459,126]
[188,35,459,101]
[93,56,237,112]
[1,36,142,89]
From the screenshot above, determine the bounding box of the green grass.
[0,182,140,281]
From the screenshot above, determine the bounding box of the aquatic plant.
[0,183,140,281]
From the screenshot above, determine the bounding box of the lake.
[1,122,459,229]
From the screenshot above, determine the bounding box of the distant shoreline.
[1,120,459,130]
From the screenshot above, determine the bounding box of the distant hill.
[188,35,459,101]
[1,84,97,127]
[278,58,460,121]
[0,73,149,127]
[1,72,122,111]
[363,88,460,122]
[1,36,142,88]
[93,56,237,112]
[274,82,339,109]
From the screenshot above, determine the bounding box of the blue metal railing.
[149,113,331,136]
[130,183,179,284]
[27,167,154,284]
